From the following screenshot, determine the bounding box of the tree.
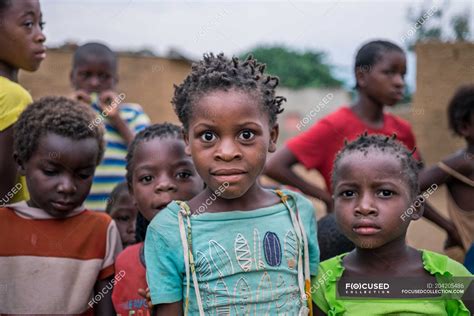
[239,46,343,89]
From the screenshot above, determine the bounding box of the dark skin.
[264,50,407,212]
[70,54,134,144]
[0,0,45,201]
[419,112,474,249]
[314,150,473,314]
[151,89,280,315]
[94,276,116,316]
[108,190,137,248]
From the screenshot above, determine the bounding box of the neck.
[0,62,19,82]
[351,93,385,124]
[352,236,412,270]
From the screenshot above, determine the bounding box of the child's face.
[130,137,203,221]
[19,133,99,218]
[460,112,474,143]
[357,51,406,106]
[109,190,137,247]
[0,0,46,71]
[185,89,278,199]
[70,55,117,94]
[333,150,418,250]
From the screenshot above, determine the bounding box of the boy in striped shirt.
[70,42,150,211]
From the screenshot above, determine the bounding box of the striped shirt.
[0,201,123,314]
[85,102,150,211]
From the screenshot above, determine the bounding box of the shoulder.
[147,202,181,242]
[320,253,347,272]
[74,210,115,234]
[422,250,473,276]
[281,189,315,213]
[384,112,414,132]
[116,242,141,264]
[0,77,32,104]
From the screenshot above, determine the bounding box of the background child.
[106,182,138,248]
[419,85,474,264]
[112,123,204,315]
[145,53,319,315]
[264,40,420,212]
[0,0,46,204]
[0,96,122,315]
[70,42,151,211]
[313,134,472,315]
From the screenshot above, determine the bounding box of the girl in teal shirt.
[145,54,319,316]
[313,134,473,315]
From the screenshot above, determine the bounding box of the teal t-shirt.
[313,250,472,315]
[145,189,319,315]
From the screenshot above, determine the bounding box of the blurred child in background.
[112,123,204,315]
[70,42,150,211]
[0,0,46,204]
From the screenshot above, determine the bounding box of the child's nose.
[127,220,136,234]
[354,194,378,217]
[154,177,177,193]
[57,176,77,194]
[215,139,242,161]
[393,74,404,88]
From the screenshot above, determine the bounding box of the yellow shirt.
[0,76,32,203]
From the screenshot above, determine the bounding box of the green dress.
[312,250,472,315]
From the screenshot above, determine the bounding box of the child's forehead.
[34,133,99,161]
[74,53,116,71]
[6,0,41,16]
[337,149,404,175]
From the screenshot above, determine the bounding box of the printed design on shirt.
[196,251,213,311]
[275,273,289,310]
[255,271,273,316]
[209,240,235,277]
[234,233,252,272]
[214,277,231,316]
[263,231,282,267]
[284,230,297,270]
[196,251,212,279]
[233,276,252,315]
[253,229,265,270]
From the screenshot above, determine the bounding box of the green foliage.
[240,46,343,89]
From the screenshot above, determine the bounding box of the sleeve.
[127,104,151,134]
[0,86,32,131]
[311,267,330,313]
[145,224,184,304]
[286,119,341,171]
[293,191,320,276]
[99,219,123,280]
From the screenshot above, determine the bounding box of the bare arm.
[264,145,333,211]
[419,162,463,247]
[152,301,183,316]
[93,276,115,316]
[313,301,326,315]
[0,126,18,201]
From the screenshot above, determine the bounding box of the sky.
[40,0,473,89]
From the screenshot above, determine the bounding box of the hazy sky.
[40,0,473,89]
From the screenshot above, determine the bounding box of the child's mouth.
[353,222,381,235]
[211,169,247,182]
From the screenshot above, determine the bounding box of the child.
[0,0,46,204]
[0,96,122,315]
[313,134,473,315]
[265,40,420,212]
[419,85,474,264]
[106,182,138,248]
[112,123,204,315]
[145,53,320,315]
[70,42,151,211]
[317,213,354,261]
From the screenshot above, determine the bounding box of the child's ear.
[355,66,369,89]
[409,195,425,221]
[268,124,279,153]
[458,121,472,138]
[13,152,26,176]
[183,130,191,156]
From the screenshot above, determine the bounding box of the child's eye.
[340,190,356,198]
[42,169,57,176]
[176,172,192,180]
[39,21,46,30]
[201,131,216,142]
[116,215,130,222]
[238,130,255,141]
[377,190,394,197]
[139,175,153,184]
[23,21,34,29]
[78,173,92,180]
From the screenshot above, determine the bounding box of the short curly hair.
[172,53,285,131]
[126,122,183,187]
[332,133,422,198]
[447,85,474,137]
[14,96,105,165]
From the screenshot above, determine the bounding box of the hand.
[138,287,153,310]
[98,90,121,119]
[70,90,91,105]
